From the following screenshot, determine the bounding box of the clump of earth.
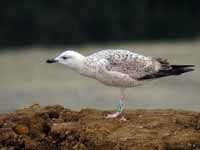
[0,104,200,150]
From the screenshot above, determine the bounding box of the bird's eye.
[62,56,67,60]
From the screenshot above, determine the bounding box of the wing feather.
[87,50,161,79]
[99,50,161,79]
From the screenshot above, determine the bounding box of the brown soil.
[0,104,200,150]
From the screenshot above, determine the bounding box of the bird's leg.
[105,88,125,119]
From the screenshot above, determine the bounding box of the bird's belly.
[80,67,142,87]
[96,75,142,88]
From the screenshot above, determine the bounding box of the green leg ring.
[116,103,122,112]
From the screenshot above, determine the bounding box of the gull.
[46,49,194,119]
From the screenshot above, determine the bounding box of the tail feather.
[138,57,195,80]
[171,65,195,75]
[155,57,195,75]
[171,65,195,69]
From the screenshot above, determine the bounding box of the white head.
[46,50,85,71]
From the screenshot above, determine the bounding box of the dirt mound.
[0,104,200,150]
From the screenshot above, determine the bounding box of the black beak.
[46,58,58,63]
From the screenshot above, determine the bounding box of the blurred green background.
[0,0,199,112]
[0,0,200,46]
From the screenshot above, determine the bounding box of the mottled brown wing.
[105,55,161,79]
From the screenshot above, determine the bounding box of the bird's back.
[87,49,140,61]
[87,49,161,79]
[86,49,194,83]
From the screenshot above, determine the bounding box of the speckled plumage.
[47,49,194,88]
[47,49,194,118]
[80,49,161,87]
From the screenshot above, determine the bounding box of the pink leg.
[105,96,125,119]
[105,111,121,119]
[120,96,125,104]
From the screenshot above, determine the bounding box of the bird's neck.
[67,54,87,73]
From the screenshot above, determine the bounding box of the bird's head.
[46,50,85,69]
